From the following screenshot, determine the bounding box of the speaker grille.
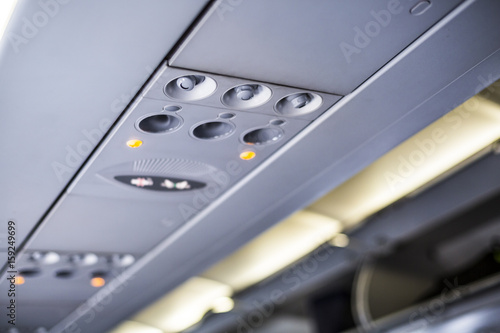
[132,158,218,178]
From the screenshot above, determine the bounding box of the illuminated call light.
[240,151,256,160]
[126,139,143,148]
[91,277,106,288]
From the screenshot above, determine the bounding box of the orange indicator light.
[240,151,256,160]
[126,139,143,148]
[90,277,105,288]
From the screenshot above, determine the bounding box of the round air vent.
[192,121,235,140]
[275,92,322,116]
[19,268,41,278]
[137,114,182,134]
[222,84,272,109]
[30,251,60,265]
[242,127,283,145]
[55,269,75,279]
[71,253,99,266]
[111,254,135,268]
[164,75,217,101]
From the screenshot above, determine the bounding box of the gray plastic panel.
[9,66,324,331]
[26,194,190,254]
[47,1,500,332]
[26,67,337,255]
[0,1,209,332]
[170,0,464,95]
[0,0,210,258]
[1,0,498,332]
[143,67,342,121]
[1,250,132,331]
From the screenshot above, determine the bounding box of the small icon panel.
[130,177,154,187]
[114,175,205,192]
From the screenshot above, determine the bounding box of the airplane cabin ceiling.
[1,1,500,332]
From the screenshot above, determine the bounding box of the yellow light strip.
[109,321,163,333]
[202,210,342,292]
[309,95,500,228]
[131,277,232,333]
[110,212,340,333]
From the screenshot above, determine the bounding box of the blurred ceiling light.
[109,321,163,333]
[211,296,235,314]
[330,234,350,248]
[111,212,339,332]
[0,0,17,40]
[309,94,500,229]
[202,210,342,291]
[132,277,232,333]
